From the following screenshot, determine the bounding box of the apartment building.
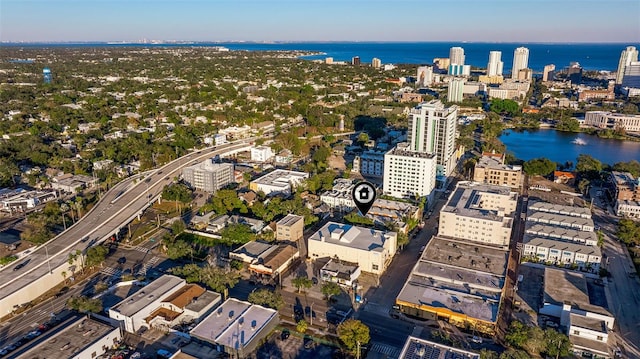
[473,152,522,189]
[276,214,304,242]
[585,111,640,133]
[438,182,518,248]
[383,143,437,204]
[181,160,235,193]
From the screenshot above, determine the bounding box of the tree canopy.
[490,99,519,116]
[523,157,556,176]
[337,319,370,354]
[247,289,284,310]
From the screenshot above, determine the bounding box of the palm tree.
[61,271,67,284]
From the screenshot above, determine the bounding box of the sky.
[1,0,639,43]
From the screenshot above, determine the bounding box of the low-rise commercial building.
[522,236,601,271]
[320,258,361,287]
[249,170,308,196]
[276,214,304,242]
[473,152,522,189]
[396,236,509,335]
[541,268,614,359]
[399,336,480,359]
[109,275,221,334]
[438,182,518,248]
[307,222,397,275]
[190,299,279,359]
[585,111,640,133]
[248,243,299,282]
[181,160,234,193]
[15,316,122,359]
[0,189,57,212]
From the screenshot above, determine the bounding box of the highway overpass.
[0,141,252,317]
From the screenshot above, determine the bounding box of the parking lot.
[256,329,338,359]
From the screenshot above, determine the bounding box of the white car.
[471,336,483,344]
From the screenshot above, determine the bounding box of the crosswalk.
[101,267,122,276]
[137,256,160,276]
[132,246,151,253]
[370,342,401,358]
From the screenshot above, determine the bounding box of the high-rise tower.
[408,100,458,177]
[511,47,529,79]
[449,47,465,66]
[487,51,504,77]
[616,46,639,85]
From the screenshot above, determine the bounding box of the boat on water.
[572,138,587,145]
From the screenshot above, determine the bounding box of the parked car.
[281,329,290,340]
[471,336,483,344]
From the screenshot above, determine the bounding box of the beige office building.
[473,152,522,188]
[438,182,518,248]
[276,214,304,242]
[307,222,397,275]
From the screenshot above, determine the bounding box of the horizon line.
[1,40,638,45]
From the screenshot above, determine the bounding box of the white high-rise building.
[417,66,433,87]
[617,46,639,84]
[487,51,504,77]
[449,47,465,66]
[372,58,382,69]
[447,78,465,103]
[408,100,458,177]
[622,62,640,88]
[511,47,529,79]
[543,64,556,82]
[383,143,437,204]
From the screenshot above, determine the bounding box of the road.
[589,187,640,357]
[0,140,254,315]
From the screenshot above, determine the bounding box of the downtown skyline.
[1,0,639,43]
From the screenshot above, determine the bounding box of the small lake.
[498,129,640,165]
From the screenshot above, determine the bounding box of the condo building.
[383,143,437,204]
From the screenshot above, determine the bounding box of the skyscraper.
[417,66,433,87]
[449,47,465,66]
[371,58,381,69]
[543,64,556,82]
[447,78,465,103]
[622,62,640,88]
[511,47,529,79]
[448,47,466,76]
[487,51,504,77]
[616,46,639,84]
[352,56,361,66]
[408,100,458,177]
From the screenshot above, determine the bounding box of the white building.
[416,66,433,87]
[372,58,381,69]
[249,170,308,196]
[383,143,437,204]
[16,316,122,359]
[109,275,185,333]
[190,299,279,359]
[543,64,556,82]
[449,47,465,67]
[438,182,518,248]
[181,160,235,193]
[584,111,640,133]
[407,100,458,177]
[447,78,465,103]
[250,146,274,163]
[487,51,504,77]
[511,47,529,79]
[622,62,640,88]
[616,46,638,84]
[308,222,397,275]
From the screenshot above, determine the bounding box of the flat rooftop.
[110,274,185,317]
[423,237,509,276]
[570,313,607,333]
[184,159,233,173]
[543,268,611,317]
[251,169,308,188]
[277,214,304,226]
[527,201,591,219]
[397,274,500,323]
[308,222,395,252]
[476,155,522,172]
[322,258,360,279]
[232,241,277,260]
[190,299,277,348]
[442,182,517,221]
[15,316,119,359]
[399,336,480,359]
[185,290,221,313]
[388,143,438,159]
[163,284,206,309]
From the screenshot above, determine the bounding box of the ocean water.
[4,42,638,72]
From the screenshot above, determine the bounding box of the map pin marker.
[352,181,376,216]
